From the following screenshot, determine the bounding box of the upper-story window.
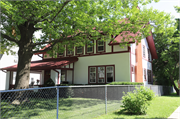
[148,49,150,61]
[143,45,145,58]
[97,40,105,52]
[76,46,83,54]
[67,49,73,56]
[87,41,93,53]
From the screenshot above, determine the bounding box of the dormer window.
[97,40,105,52]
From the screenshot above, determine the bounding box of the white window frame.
[77,46,83,54]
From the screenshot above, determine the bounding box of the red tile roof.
[0,57,78,71]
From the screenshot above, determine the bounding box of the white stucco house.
[0,30,158,90]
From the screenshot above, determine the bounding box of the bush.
[121,86,155,115]
[107,82,143,85]
[43,78,55,87]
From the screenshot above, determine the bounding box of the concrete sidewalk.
[168,106,180,119]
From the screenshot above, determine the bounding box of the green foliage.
[43,78,55,87]
[152,7,179,94]
[107,82,143,85]
[121,86,155,115]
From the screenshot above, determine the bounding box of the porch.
[0,57,78,90]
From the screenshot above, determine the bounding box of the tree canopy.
[0,0,177,91]
[152,6,180,95]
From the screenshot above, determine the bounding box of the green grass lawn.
[95,93,180,119]
[1,97,121,119]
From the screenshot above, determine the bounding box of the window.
[148,70,152,83]
[61,70,66,82]
[144,69,146,80]
[89,65,114,84]
[76,46,83,54]
[97,40,104,52]
[58,52,64,56]
[106,66,114,83]
[143,45,145,58]
[90,67,96,83]
[67,50,73,55]
[131,65,135,73]
[98,67,105,83]
[87,41,93,53]
[148,49,150,61]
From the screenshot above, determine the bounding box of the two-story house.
[0,31,157,89]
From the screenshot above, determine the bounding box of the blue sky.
[145,0,180,18]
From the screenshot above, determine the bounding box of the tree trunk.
[170,76,179,95]
[12,23,35,104]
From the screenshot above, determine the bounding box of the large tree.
[152,6,180,95]
[0,0,175,91]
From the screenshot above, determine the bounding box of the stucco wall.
[73,53,130,84]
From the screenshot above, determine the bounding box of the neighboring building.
[0,31,158,89]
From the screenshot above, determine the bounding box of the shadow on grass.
[113,109,167,119]
[162,93,180,97]
[1,97,111,119]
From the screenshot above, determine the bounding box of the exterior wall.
[114,45,128,52]
[73,53,130,84]
[131,43,136,82]
[135,41,143,83]
[141,38,152,85]
[67,70,72,84]
[5,71,10,90]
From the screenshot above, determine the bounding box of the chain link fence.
[0,85,141,119]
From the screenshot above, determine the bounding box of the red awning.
[0,57,78,71]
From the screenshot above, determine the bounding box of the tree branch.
[49,0,71,23]
[1,32,19,44]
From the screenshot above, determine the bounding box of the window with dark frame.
[97,40,104,52]
[148,49,150,61]
[131,66,135,73]
[87,41,93,53]
[67,49,73,55]
[89,67,96,83]
[89,65,114,84]
[148,70,152,83]
[58,51,64,56]
[76,46,83,54]
[144,69,146,80]
[143,46,145,58]
[106,66,114,83]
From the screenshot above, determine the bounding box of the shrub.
[43,78,55,87]
[121,86,155,115]
[107,82,143,85]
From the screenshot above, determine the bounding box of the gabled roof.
[146,32,158,59]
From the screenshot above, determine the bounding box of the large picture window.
[89,65,114,84]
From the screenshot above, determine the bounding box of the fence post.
[57,87,59,119]
[105,86,107,114]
